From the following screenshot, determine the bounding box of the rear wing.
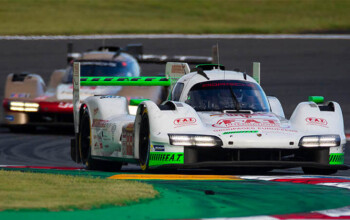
[253,62,260,84]
[73,62,189,133]
[68,43,213,64]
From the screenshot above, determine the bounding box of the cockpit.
[184,80,270,112]
[63,53,140,83]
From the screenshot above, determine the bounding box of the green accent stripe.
[329,153,344,165]
[129,99,149,106]
[308,96,324,104]
[149,152,184,167]
[80,76,171,86]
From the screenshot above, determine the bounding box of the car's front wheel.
[79,107,97,170]
[139,109,150,171]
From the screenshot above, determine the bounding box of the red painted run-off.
[274,212,350,219]
[268,177,350,219]
[272,178,350,184]
[346,133,350,141]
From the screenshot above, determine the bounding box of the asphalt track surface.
[0,37,349,176]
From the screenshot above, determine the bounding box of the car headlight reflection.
[168,134,223,147]
[9,101,39,112]
[299,135,340,147]
[128,105,138,116]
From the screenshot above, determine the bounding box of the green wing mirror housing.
[308,96,324,104]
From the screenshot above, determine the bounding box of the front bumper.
[151,147,348,170]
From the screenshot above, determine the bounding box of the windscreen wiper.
[228,86,241,112]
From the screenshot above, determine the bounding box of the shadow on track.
[0,125,74,136]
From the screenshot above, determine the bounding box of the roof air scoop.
[194,64,226,80]
[196,64,225,71]
[196,68,210,80]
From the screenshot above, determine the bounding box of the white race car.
[71,62,347,174]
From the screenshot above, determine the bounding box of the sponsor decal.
[153,145,165,151]
[92,119,108,127]
[121,123,134,156]
[305,117,328,127]
[211,113,252,118]
[213,118,279,128]
[93,107,99,116]
[210,112,275,118]
[214,126,297,133]
[174,117,197,127]
[111,124,117,142]
[171,64,185,74]
[5,115,14,121]
[149,152,184,166]
[202,82,255,88]
[100,95,118,99]
[34,95,49,101]
[10,93,30,98]
[222,130,258,135]
[58,102,73,109]
[94,141,103,149]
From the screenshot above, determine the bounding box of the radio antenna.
[215,42,225,79]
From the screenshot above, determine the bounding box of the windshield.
[80,60,136,77]
[63,58,140,83]
[185,80,270,112]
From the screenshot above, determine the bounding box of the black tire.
[302,167,338,175]
[79,108,96,170]
[139,109,150,171]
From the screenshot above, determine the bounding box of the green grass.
[0,0,350,35]
[0,170,158,211]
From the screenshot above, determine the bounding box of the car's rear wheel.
[139,109,150,171]
[302,167,337,175]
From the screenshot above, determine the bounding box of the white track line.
[1,34,350,40]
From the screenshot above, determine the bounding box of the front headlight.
[9,101,39,112]
[168,134,223,147]
[299,135,341,147]
[128,105,138,115]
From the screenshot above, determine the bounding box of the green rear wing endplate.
[80,76,171,86]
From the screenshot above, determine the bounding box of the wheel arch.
[290,101,345,136]
[134,101,161,159]
[134,100,204,159]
